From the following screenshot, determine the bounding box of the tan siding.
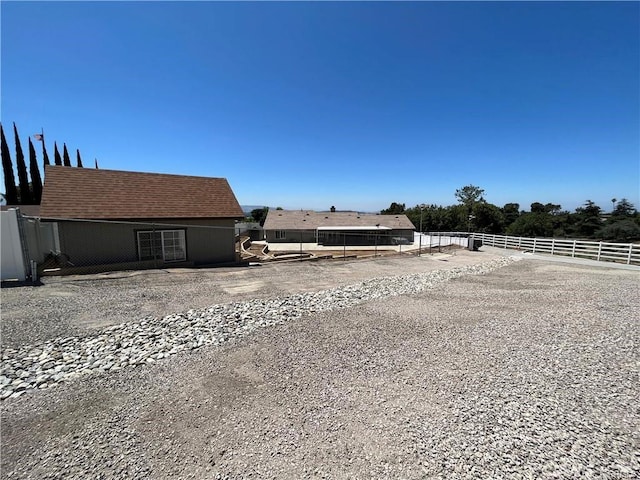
[56,219,236,266]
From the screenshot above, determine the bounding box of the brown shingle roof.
[40,166,243,220]
[263,210,415,230]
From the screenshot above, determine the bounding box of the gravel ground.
[1,255,639,479]
[0,250,499,348]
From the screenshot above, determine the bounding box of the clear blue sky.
[2,1,638,213]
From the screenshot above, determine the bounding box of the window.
[137,230,186,262]
[275,230,286,240]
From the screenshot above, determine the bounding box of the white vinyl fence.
[1,209,28,281]
[429,232,639,266]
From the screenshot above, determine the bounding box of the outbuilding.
[38,166,244,272]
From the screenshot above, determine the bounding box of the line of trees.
[1,122,96,205]
[382,185,640,242]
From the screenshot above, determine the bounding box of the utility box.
[468,238,482,251]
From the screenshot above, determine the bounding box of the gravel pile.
[1,257,514,400]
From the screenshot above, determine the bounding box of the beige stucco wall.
[264,229,317,243]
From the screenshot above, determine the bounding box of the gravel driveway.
[1,253,638,479]
[0,250,502,348]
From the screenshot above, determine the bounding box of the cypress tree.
[62,143,71,166]
[54,142,62,166]
[76,149,84,167]
[28,138,43,203]
[1,124,18,204]
[41,136,50,166]
[14,123,32,204]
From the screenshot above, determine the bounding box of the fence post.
[518,237,522,250]
[15,210,33,280]
[343,233,346,261]
[628,244,633,265]
[571,240,576,258]
[551,238,555,256]
[533,238,537,253]
[152,223,158,269]
[597,242,602,261]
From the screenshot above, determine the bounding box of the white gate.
[1,209,28,281]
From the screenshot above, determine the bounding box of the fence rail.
[427,232,639,266]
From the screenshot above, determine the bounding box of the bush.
[596,220,640,242]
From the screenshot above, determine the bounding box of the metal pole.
[152,223,158,269]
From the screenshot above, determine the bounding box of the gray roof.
[263,210,415,231]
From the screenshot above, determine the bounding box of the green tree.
[502,203,520,227]
[544,203,561,215]
[506,213,554,237]
[406,204,453,232]
[597,219,640,242]
[380,202,406,215]
[76,149,83,168]
[444,204,470,231]
[13,123,32,204]
[455,185,485,213]
[42,137,50,166]
[611,198,636,217]
[28,138,43,204]
[551,210,572,237]
[33,133,51,167]
[1,123,18,204]
[250,207,269,226]
[62,143,71,167]
[530,202,546,213]
[573,200,603,238]
[472,202,504,234]
[54,142,62,166]
[429,205,450,232]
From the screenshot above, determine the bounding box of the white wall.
[1,209,27,281]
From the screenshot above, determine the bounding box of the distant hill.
[241,205,269,215]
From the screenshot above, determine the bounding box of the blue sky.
[2,1,638,213]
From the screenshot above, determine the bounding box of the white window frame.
[137,229,186,262]
[275,230,286,240]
